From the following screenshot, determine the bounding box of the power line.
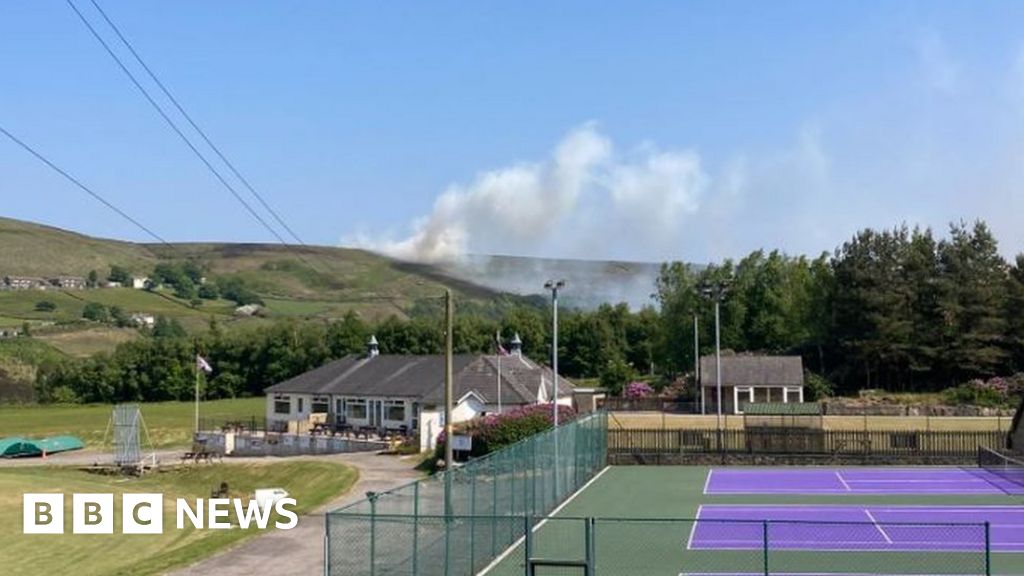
[86,0,310,250]
[64,0,321,271]
[0,124,174,248]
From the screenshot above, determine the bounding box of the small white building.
[700,354,805,415]
[131,276,150,289]
[263,335,574,451]
[130,313,155,328]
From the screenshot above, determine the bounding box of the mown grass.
[0,461,357,576]
[0,397,266,448]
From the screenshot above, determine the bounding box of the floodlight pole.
[444,289,454,475]
[714,299,722,432]
[695,314,702,415]
[700,279,730,448]
[545,279,565,498]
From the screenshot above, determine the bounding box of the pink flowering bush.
[943,375,1022,407]
[624,381,655,399]
[435,403,576,459]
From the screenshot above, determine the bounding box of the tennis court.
[326,416,1024,575]
[480,465,1024,575]
[690,505,1024,551]
[703,467,1021,495]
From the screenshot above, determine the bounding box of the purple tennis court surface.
[704,467,1019,495]
[688,505,1024,552]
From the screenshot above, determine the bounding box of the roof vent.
[367,334,379,358]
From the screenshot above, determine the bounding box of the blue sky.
[2,1,1023,263]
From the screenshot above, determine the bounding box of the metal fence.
[326,515,993,576]
[325,412,608,576]
[609,428,1007,458]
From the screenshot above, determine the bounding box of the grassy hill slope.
[0,217,500,325]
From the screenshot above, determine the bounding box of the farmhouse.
[131,276,149,289]
[50,276,86,289]
[700,354,804,415]
[2,276,47,290]
[264,335,574,451]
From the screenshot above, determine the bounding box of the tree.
[152,316,186,339]
[198,282,220,300]
[34,300,57,312]
[82,302,109,322]
[109,306,131,328]
[87,270,99,288]
[1007,255,1024,372]
[108,265,131,284]
[935,221,1009,382]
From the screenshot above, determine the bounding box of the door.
[369,400,381,428]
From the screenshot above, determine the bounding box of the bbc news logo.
[23,493,299,534]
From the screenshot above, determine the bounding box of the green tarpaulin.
[0,435,84,458]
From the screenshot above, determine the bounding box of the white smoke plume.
[351,123,707,263]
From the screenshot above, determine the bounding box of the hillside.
[0,217,669,359]
[0,217,506,355]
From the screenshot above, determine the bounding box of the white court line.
[702,469,713,495]
[696,503,1024,510]
[835,471,852,491]
[685,505,703,550]
[477,465,611,576]
[863,510,893,544]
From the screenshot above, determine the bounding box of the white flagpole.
[194,355,200,435]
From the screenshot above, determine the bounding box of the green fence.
[327,514,992,576]
[325,411,608,576]
[609,428,1007,458]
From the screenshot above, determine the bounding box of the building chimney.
[367,334,379,358]
[509,333,523,358]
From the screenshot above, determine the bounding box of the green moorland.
[0,216,498,325]
[0,397,265,448]
[0,461,357,576]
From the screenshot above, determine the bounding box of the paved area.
[168,451,422,576]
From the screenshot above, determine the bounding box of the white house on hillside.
[263,335,574,451]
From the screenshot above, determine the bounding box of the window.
[298,398,304,413]
[385,401,405,422]
[274,399,290,415]
[312,397,329,414]
[348,399,367,420]
[336,398,345,414]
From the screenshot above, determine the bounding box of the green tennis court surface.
[480,466,1024,575]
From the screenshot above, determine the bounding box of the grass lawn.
[35,327,141,357]
[0,461,357,576]
[0,397,266,448]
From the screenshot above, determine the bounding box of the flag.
[495,332,509,356]
[196,355,213,374]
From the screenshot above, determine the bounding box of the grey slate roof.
[699,355,804,387]
[264,353,574,405]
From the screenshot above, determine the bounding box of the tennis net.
[978,446,1024,492]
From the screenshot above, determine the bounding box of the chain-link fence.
[327,514,992,576]
[326,412,609,576]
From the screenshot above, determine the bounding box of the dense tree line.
[28,219,1024,404]
[656,221,1024,394]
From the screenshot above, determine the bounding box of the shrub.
[434,403,577,461]
[624,381,655,399]
[942,377,1011,407]
[82,302,109,322]
[804,371,835,401]
[34,300,56,312]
